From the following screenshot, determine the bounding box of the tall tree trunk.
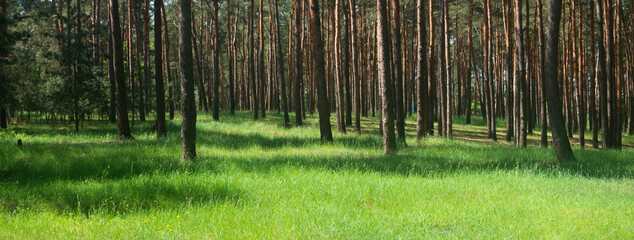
[250,0,258,119]
[415,0,428,140]
[227,0,235,115]
[438,0,447,138]
[154,0,166,138]
[514,0,526,147]
[392,0,406,142]
[343,0,352,126]
[595,0,610,149]
[179,0,197,160]
[212,0,220,121]
[377,0,396,153]
[537,0,547,147]
[309,0,334,143]
[503,0,514,141]
[109,0,132,139]
[259,0,266,118]
[349,0,361,133]
[466,0,474,125]
[294,0,303,126]
[273,0,290,126]
[161,4,174,121]
[107,2,117,124]
[427,0,435,135]
[334,0,346,133]
[544,0,574,162]
[143,0,151,117]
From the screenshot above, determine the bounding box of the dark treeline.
[0,0,632,161]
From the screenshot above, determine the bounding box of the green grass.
[1,111,633,239]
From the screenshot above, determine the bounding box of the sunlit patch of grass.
[0,111,632,238]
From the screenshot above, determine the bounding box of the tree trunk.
[503,0,514,142]
[514,0,526,147]
[334,0,346,133]
[343,0,352,126]
[179,0,197,160]
[544,0,574,161]
[109,0,132,139]
[349,0,361,133]
[273,0,290,126]
[258,0,266,118]
[249,0,258,119]
[309,0,334,143]
[294,0,303,126]
[154,0,166,138]
[415,0,428,140]
[392,0,406,142]
[211,0,220,121]
[537,0,547,147]
[161,4,174,121]
[107,0,117,124]
[377,0,396,153]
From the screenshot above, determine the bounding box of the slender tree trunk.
[258,0,266,118]
[179,0,197,160]
[514,0,526,147]
[503,0,514,141]
[392,0,406,142]
[109,0,132,139]
[544,0,574,161]
[161,4,174,121]
[273,0,290,126]
[334,0,346,133]
[309,0,333,143]
[427,0,435,135]
[377,0,397,153]
[143,0,150,117]
[349,0,361,133]
[537,0,547,147]
[249,0,258,119]
[107,3,117,124]
[294,0,303,126]
[154,0,166,138]
[343,0,352,126]
[415,0,428,140]
[211,0,220,121]
[227,0,235,115]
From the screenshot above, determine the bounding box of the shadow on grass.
[1,175,243,215]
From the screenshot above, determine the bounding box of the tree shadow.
[1,174,243,215]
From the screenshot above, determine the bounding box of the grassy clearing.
[1,112,633,239]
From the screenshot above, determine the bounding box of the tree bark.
[349,0,361,133]
[109,0,132,139]
[544,0,575,161]
[392,0,406,142]
[155,0,166,138]
[537,0,547,147]
[211,0,220,121]
[514,0,526,147]
[294,0,303,126]
[334,0,346,133]
[179,0,197,160]
[415,0,428,140]
[377,0,396,153]
[309,0,333,142]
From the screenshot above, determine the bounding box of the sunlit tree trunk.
[377,0,396,153]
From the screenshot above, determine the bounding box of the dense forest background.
[0,0,632,158]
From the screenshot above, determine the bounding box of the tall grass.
[1,112,632,239]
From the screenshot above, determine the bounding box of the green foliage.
[0,113,632,238]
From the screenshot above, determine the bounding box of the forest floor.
[1,111,633,239]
